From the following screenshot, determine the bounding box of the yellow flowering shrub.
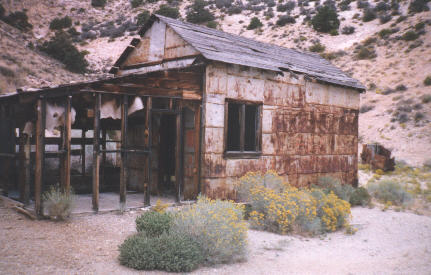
[152,199,169,213]
[237,171,351,235]
[172,196,248,264]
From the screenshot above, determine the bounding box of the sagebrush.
[42,185,74,221]
[172,196,248,265]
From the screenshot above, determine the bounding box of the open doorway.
[157,114,177,196]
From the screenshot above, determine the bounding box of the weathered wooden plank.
[144,97,152,206]
[92,93,101,212]
[175,102,183,202]
[64,96,72,193]
[35,97,46,218]
[120,95,128,211]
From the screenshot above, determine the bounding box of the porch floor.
[18,192,177,215]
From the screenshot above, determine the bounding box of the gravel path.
[1,204,430,275]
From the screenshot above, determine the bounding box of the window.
[225,100,262,158]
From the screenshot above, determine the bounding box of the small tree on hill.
[311,6,340,33]
[247,17,263,30]
[186,0,215,24]
[155,5,180,19]
[38,32,88,74]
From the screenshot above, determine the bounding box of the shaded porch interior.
[0,68,203,217]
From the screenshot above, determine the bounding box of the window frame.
[224,99,262,159]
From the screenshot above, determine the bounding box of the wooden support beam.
[101,129,106,187]
[92,93,101,212]
[81,129,86,178]
[18,128,25,202]
[175,102,183,203]
[120,95,128,211]
[63,96,72,193]
[144,97,152,206]
[35,97,46,218]
[23,133,31,205]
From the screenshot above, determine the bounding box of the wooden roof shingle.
[135,15,365,91]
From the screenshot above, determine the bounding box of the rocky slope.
[0,0,430,166]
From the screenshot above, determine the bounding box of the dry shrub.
[172,196,248,265]
[42,185,74,221]
[367,180,413,206]
[237,172,351,235]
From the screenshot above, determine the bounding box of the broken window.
[225,100,262,157]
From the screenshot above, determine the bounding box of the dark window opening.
[227,103,241,151]
[244,105,257,151]
[225,100,261,156]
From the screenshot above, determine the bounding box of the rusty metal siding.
[201,62,360,199]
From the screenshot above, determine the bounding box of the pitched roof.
[117,14,365,91]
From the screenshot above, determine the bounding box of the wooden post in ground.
[18,128,25,202]
[81,129,86,179]
[92,93,101,212]
[35,97,46,218]
[63,95,72,193]
[175,101,183,203]
[119,95,128,212]
[144,97,152,206]
[23,133,31,205]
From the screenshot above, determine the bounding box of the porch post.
[120,95,128,211]
[175,101,183,203]
[144,97,152,206]
[63,95,72,193]
[35,97,46,218]
[92,93,101,212]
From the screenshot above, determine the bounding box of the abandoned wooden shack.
[0,14,365,217]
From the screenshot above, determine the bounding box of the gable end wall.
[201,62,360,199]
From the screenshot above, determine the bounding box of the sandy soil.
[1,202,430,275]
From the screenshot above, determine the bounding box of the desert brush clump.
[120,195,248,272]
[135,211,172,237]
[367,180,413,206]
[237,171,351,235]
[119,232,203,272]
[172,196,248,265]
[42,185,74,221]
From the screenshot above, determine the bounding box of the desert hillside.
[0,0,430,166]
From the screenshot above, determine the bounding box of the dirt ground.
[1,201,431,275]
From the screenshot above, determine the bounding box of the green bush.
[49,16,72,30]
[309,42,325,52]
[3,11,33,31]
[247,17,263,30]
[42,185,74,221]
[349,187,371,206]
[155,5,180,19]
[362,8,377,22]
[367,180,413,206]
[186,0,215,23]
[119,232,203,272]
[356,46,376,60]
[38,32,88,74]
[91,0,107,7]
[408,0,430,13]
[130,0,143,8]
[172,196,248,264]
[206,20,218,28]
[401,31,419,41]
[136,11,150,26]
[424,76,431,86]
[315,176,354,202]
[311,6,340,33]
[420,94,431,103]
[135,211,172,237]
[276,15,296,26]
